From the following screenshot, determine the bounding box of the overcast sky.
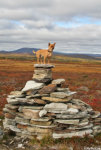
[0,0,101,54]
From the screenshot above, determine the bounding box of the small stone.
[39,84,57,94]
[52,79,65,85]
[39,109,47,117]
[56,88,70,92]
[22,80,44,92]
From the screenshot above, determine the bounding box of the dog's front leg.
[44,56,46,64]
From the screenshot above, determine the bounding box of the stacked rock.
[3,64,101,139]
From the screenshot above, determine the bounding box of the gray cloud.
[0,0,101,54]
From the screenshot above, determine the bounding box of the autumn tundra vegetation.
[0,53,101,149]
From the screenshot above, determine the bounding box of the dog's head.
[48,42,56,51]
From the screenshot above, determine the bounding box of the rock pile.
[3,64,101,139]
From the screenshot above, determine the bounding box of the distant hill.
[0,48,101,60]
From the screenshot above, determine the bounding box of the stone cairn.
[3,64,101,139]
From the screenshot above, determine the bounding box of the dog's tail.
[33,50,36,54]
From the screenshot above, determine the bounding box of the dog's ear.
[48,43,50,46]
[54,42,56,45]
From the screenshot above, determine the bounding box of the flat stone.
[18,98,46,105]
[56,112,89,119]
[17,124,28,129]
[54,119,79,125]
[18,106,43,112]
[44,103,68,111]
[3,108,17,114]
[56,88,70,92]
[52,79,65,85]
[53,129,93,139]
[39,84,57,94]
[27,126,52,134]
[5,113,15,119]
[31,117,51,122]
[10,91,23,95]
[33,73,52,80]
[33,99,46,105]
[71,99,91,107]
[62,108,79,114]
[26,94,49,99]
[15,116,30,125]
[30,120,52,126]
[22,80,44,92]
[7,98,20,105]
[93,125,101,130]
[39,109,47,117]
[50,91,76,99]
[26,89,38,95]
[22,109,40,119]
[33,78,52,83]
[68,123,93,130]
[3,118,16,126]
[91,111,101,118]
[34,64,55,68]
[5,104,19,110]
[42,96,72,102]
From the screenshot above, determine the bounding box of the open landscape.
[0,53,101,149]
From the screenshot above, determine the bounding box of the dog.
[33,42,56,64]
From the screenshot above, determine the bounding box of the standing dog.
[33,42,56,64]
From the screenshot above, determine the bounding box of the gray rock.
[91,111,101,118]
[53,129,93,139]
[39,109,47,117]
[22,109,40,119]
[44,103,68,111]
[34,64,55,68]
[50,91,76,99]
[18,106,43,112]
[54,119,79,125]
[5,104,19,110]
[62,108,79,114]
[22,80,44,92]
[42,96,72,102]
[52,79,65,85]
[15,117,30,125]
[56,112,88,119]
[4,118,16,126]
[7,98,20,105]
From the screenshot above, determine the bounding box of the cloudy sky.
[0,0,101,54]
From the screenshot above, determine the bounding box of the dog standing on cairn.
[33,42,56,64]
